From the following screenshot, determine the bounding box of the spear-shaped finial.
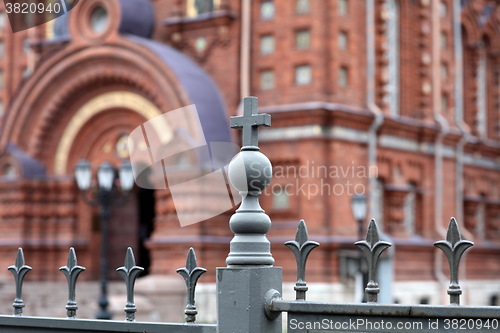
[355,219,391,303]
[285,220,319,300]
[434,218,474,305]
[116,247,144,322]
[59,248,86,318]
[8,248,32,316]
[177,248,207,323]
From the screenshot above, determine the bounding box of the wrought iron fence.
[0,96,498,333]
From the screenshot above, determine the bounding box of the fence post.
[217,97,282,333]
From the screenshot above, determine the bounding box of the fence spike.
[59,247,86,318]
[7,248,32,316]
[177,247,207,323]
[434,217,474,305]
[284,220,319,300]
[116,247,144,322]
[355,219,391,303]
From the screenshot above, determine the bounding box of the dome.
[118,0,155,38]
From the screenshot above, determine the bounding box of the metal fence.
[0,96,498,333]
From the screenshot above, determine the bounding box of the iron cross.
[230,97,271,147]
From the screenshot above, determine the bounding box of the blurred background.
[0,0,499,322]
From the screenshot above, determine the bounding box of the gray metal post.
[217,97,282,333]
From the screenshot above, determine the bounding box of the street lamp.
[351,194,368,303]
[74,159,134,319]
[351,194,368,240]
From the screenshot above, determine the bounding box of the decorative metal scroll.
[434,218,474,305]
[285,220,319,300]
[7,248,32,316]
[177,248,207,323]
[116,247,144,322]
[355,219,391,303]
[59,247,86,318]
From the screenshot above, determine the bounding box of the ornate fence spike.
[434,217,474,305]
[355,219,391,303]
[177,247,207,323]
[284,220,320,300]
[7,248,32,316]
[116,247,144,322]
[59,247,86,318]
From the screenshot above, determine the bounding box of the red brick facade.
[0,0,499,303]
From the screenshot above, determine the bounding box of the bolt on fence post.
[217,96,282,333]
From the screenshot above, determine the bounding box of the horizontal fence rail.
[0,316,216,333]
[272,301,500,333]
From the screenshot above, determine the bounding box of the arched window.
[382,0,400,116]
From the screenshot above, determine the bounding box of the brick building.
[0,0,499,318]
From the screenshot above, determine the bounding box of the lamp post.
[74,160,134,320]
[351,194,368,302]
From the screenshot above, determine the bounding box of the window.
[260,70,275,90]
[260,35,275,54]
[476,42,487,137]
[0,42,4,57]
[272,188,290,210]
[339,66,348,87]
[0,101,3,117]
[295,29,311,49]
[295,65,312,85]
[475,196,486,240]
[260,1,275,20]
[186,0,217,16]
[194,0,214,14]
[90,6,109,34]
[1,164,16,179]
[296,0,309,14]
[339,31,348,50]
[0,13,5,29]
[382,0,399,115]
[403,184,416,235]
[0,71,5,88]
[23,39,30,54]
[373,178,385,229]
[23,67,31,79]
[338,0,348,16]
[440,32,447,49]
[24,13,35,27]
[440,63,447,80]
[195,36,207,52]
[441,93,448,113]
[440,1,447,18]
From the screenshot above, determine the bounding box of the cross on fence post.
[217,96,282,333]
[230,96,270,148]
